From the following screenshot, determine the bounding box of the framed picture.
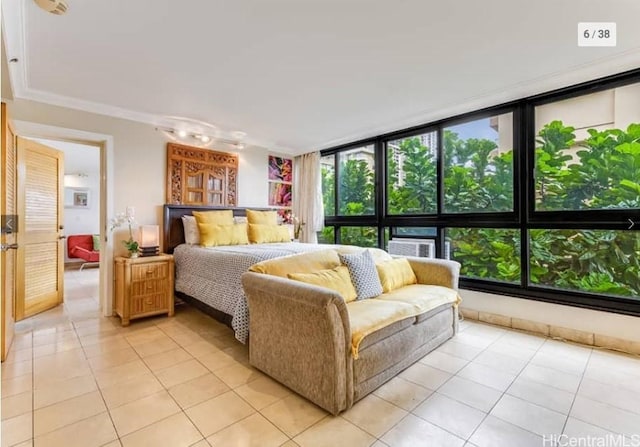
[268,156,293,183]
[268,182,292,207]
[65,188,90,209]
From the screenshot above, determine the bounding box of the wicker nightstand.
[114,254,175,326]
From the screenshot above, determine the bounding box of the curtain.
[293,151,324,243]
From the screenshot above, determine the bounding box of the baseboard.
[459,307,640,356]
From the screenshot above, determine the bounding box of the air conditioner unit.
[388,239,435,258]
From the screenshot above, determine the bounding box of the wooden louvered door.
[1,103,16,360]
[16,137,64,320]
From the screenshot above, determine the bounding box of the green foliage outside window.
[388,137,437,214]
[447,228,521,283]
[535,121,640,211]
[320,120,640,297]
[340,227,378,248]
[443,131,513,213]
[339,159,374,215]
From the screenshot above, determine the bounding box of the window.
[447,228,521,284]
[340,227,378,247]
[444,113,514,213]
[317,227,334,245]
[387,132,437,215]
[534,85,640,211]
[338,145,375,216]
[392,227,437,238]
[320,71,640,316]
[530,229,639,297]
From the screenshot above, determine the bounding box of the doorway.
[13,120,115,319]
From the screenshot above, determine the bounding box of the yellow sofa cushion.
[192,210,234,226]
[249,249,341,277]
[248,224,291,244]
[347,299,416,359]
[288,266,358,302]
[376,258,418,293]
[377,284,461,313]
[347,284,461,358]
[198,223,249,247]
[246,209,278,225]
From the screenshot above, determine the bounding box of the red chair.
[67,234,100,270]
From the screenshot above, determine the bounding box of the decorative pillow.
[376,258,417,293]
[288,266,358,302]
[198,223,249,247]
[249,249,341,277]
[339,249,383,300]
[181,215,200,245]
[92,234,101,252]
[192,210,234,226]
[246,209,278,226]
[248,224,291,244]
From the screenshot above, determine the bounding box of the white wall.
[460,289,640,343]
[7,99,290,247]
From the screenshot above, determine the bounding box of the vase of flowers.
[110,211,139,258]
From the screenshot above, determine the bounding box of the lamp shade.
[139,225,159,248]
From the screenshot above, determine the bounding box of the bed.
[163,204,330,343]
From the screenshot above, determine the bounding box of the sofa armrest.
[241,271,352,415]
[404,257,461,290]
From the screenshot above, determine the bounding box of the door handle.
[58,235,67,240]
[0,243,18,251]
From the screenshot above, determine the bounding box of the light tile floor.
[2,268,640,447]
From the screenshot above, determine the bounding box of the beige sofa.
[241,247,461,415]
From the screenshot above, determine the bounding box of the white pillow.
[233,216,248,224]
[181,215,200,245]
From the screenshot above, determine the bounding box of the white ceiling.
[2,0,640,154]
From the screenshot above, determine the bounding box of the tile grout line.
[462,326,549,443]
[558,346,593,438]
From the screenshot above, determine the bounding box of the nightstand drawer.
[131,293,167,314]
[131,278,168,297]
[132,263,168,281]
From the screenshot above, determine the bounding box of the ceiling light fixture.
[34,0,69,15]
[156,127,246,150]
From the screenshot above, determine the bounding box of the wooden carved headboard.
[166,143,238,206]
[162,204,271,254]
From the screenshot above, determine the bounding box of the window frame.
[320,68,640,317]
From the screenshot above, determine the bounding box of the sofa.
[241,247,461,415]
[67,234,100,270]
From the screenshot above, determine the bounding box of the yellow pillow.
[249,249,341,277]
[246,209,278,225]
[376,258,418,293]
[192,210,234,226]
[288,266,358,302]
[248,224,291,244]
[198,223,248,247]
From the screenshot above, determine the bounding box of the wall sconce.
[138,225,160,256]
